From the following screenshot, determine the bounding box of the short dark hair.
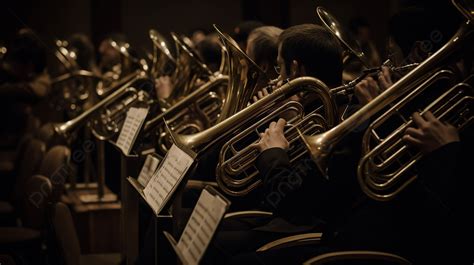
[349,17,370,34]
[279,24,343,87]
[195,36,222,72]
[233,20,265,44]
[6,29,46,74]
[247,26,282,67]
[388,6,461,57]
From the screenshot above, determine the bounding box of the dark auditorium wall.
[3,0,399,58]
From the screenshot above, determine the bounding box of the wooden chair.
[50,202,121,265]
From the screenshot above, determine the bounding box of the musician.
[204,24,345,264]
[228,6,471,265]
[195,34,223,73]
[401,111,473,263]
[0,29,50,147]
[233,20,264,51]
[97,33,127,74]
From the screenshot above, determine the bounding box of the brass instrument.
[53,71,153,140]
[317,7,419,98]
[168,32,214,103]
[95,40,149,98]
[51,40,96,116]
[142,74,229,154]
[144,24,268,156]
[149,29,177,78]
[90,73,155,141]
[317,7,369,68]
[0,45,6,60]
[213,25,269,122]
[212,16,367,196]
[300,0,473,201]
[165,77,337,196]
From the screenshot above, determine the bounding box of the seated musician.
[0,29,50,147]
[230,5,471,265]
[233,20,265,51]
[247,26,283,79]
[203,24,345,264]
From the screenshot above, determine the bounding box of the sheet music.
[176,189,227,265]
[116,107,149,155]
[143,144,194,215]
[137,155,160,187]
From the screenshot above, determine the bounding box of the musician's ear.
[290,60,306,79]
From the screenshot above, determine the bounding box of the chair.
[0,175,53,264]
[39,145,71,202]
[50,202,121,265]
[254,233,412,265]
[303,251,412,265]
[1,139,46,226]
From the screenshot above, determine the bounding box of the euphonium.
[166,77,338,196]
[300,0,473,201]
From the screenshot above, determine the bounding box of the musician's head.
[388,5,461,67]
[233,20,265,51]
[246,26,283,80]
[4,28,46,80]
[67,33,96,71]
[98,33,127,71]
[277,24,343,87]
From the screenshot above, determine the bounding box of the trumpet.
[300,0,473,201]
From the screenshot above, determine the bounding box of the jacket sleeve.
[256,147,328,217]
[417,141,461,212]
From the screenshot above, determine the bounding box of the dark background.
[1,0,462,62]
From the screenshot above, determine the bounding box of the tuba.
[300,0,473,201]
